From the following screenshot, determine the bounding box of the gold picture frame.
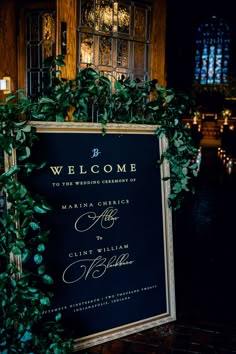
[9,122,175,351]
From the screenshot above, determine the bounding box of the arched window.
[194,16,230,85]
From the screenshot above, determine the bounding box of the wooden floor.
[78,321,236,353]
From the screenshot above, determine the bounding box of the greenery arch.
[0,55,198,353]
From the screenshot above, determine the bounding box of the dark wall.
[165,0,236,92]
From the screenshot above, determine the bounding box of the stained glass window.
[194,16,230,85]
[78,0,151,82]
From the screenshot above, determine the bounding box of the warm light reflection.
[81,1,130,65]
[42,14,55,40]
[83,1,130,33]
[42,13,55,59]
[193,111,201,125]
[117,4,130,33]
[99,2,113,31]
[222,108,232,125]
[80,34,94,64]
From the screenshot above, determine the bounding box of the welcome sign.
[21,122,175,350]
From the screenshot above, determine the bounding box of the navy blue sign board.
[17,122,175,350]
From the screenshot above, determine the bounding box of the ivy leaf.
[11,279,16,287]
[21,330,33,342]
[165,94,174,103]
[174,118,179,125]
[0,272,8,280]
[37,243,45,252]
[182,167,188,176]
[178,145,187,151]
[114,81,122,89]
[55,312,62,322]
[33,205,47,214]
[0,165,19,178]
[11,246,21,256]
[38,265,46,275]
[174,140,180,148]
[34,254,43,265]
[29,221,40,230]
[41,203,52,211]
[21,248,30,263]
[55,56,66,67]
[42,274,54,284]
[6,93,16,103]
[172,182,182,193]
[19,184,27,198]
[39,97,55,104]
[55,112,65,122]
[18,146,31,161]
[18,276,29,287]
[189,163,199,169]
[40,297,50,306]
[16,240,25,248]
[0,341,7,348]
[21,125,32,133]
[28,287,38,293]
[85,67,99,78]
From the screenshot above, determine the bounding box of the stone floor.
[77,144,236,354]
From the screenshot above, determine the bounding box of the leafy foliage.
[0,55,198,353]
[34,55,198,208]
[0,101,73,352]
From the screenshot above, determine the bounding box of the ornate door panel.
[78,0,151,82]
[18,2,56,97]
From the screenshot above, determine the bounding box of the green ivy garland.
[0,55,198,353]
[0,102,74,353]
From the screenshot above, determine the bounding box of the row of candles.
[218,147,236,175]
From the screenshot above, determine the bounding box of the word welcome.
[49,163,137,176]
